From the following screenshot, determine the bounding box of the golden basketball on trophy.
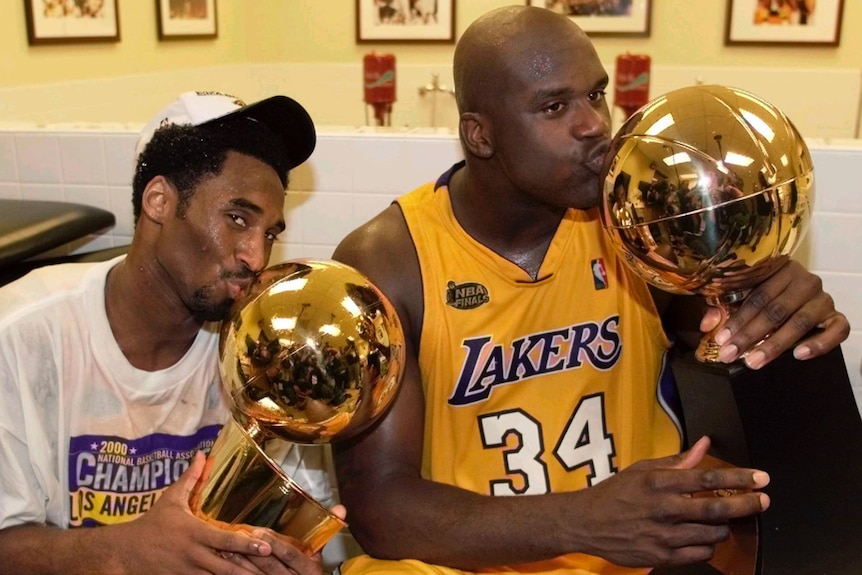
[189,259,405,554]
[599,84,813,362]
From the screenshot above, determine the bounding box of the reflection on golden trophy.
[189,259,405,554]
[600,84,812,362]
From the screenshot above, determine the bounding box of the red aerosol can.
[363,53,396,126]
[614,53,651,121]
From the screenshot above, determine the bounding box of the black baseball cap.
[134,91,316,170]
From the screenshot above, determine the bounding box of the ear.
[460,112,493,159]
[140,175,176,225]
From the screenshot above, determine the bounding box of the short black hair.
[132,117,291,223]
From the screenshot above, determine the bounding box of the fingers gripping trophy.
[601,85,862,574]
[189,259,405,555]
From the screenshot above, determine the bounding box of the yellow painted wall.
[2,1,861,88]
[0,1,254,87]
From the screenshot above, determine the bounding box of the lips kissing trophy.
[189,259,405,555]
[600,85,862,574]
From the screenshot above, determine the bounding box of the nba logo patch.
[591,258,608,290]
[445,280,490,309]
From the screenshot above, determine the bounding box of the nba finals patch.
[591,258,608,290]
[445,281,489,310]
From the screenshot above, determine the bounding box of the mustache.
[220,267,257,282]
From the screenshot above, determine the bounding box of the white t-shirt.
[0,257,332,530]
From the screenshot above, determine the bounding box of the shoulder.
[334,203,423,342]
[335,204,412,265]
[334,202,418,295]
[0,260,110,324]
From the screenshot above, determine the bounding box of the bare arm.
[0,453,320,575]
[331,206,769,570]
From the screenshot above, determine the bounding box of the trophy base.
[694,337,721,363]
[652,345,862,575]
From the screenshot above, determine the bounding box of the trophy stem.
[695,292,747,363]
[189,416,346,555]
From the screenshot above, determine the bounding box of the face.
[488,30,611,210]
[157,151,286,322]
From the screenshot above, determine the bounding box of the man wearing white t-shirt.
[0,92,339,575]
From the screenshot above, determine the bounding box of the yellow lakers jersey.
[342,166,683,575]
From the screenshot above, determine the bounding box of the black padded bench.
[0,199,123,286]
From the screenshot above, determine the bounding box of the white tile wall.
[0,124,860,566]
[16,133,63,184]
[0,134,18,182]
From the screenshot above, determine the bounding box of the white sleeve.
[276,443,335,509]
[266,441,335,509]
[0,335,52,530]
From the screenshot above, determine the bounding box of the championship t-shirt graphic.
[67,425,221,526]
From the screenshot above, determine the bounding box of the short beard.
[188,285,234,323]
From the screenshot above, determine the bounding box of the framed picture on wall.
[24,0,120,45]
[726,0,844,46]
[525,0,651,37]
[157,0,218,40]
[356,0,456,44]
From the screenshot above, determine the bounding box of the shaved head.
[453,6,595,115]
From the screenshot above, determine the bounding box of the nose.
[574,101,611,139]
[236,233,269,275]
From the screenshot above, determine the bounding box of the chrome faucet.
[418,74,455,128]
[418,74,454,97]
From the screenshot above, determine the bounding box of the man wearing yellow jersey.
[331,6,849,575]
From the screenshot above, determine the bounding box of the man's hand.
[222,506,348,575]
[110,451,278,574]
[219,531,325,575]
[115,452,345,575]
[700,260,849,369]
[578,437,769,568]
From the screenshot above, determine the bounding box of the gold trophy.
[601,85,862,575]
[189,259,405,555]
[601,84,812,361]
